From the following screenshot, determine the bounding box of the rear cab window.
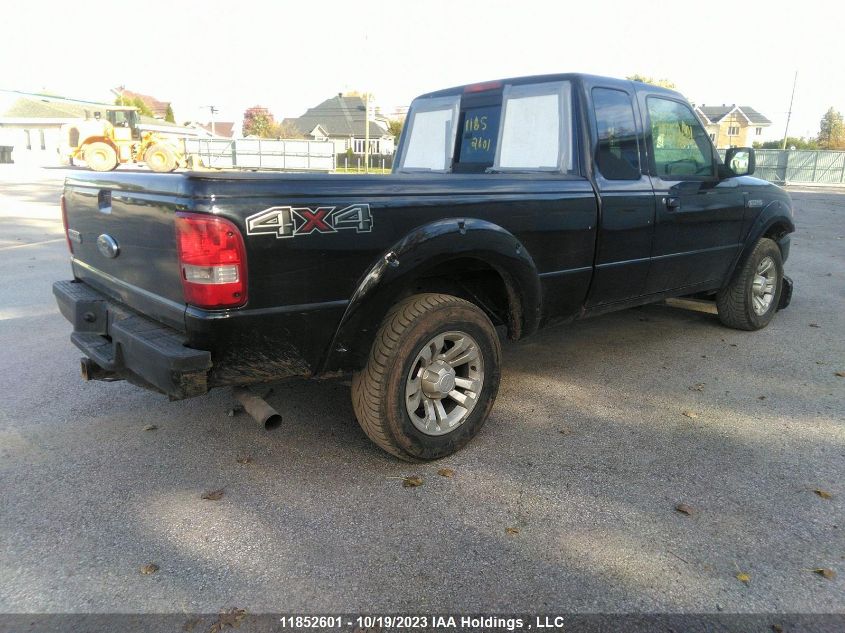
[592,87,641,180]
[396,80,575,175]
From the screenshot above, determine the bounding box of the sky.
[2,0,842,142]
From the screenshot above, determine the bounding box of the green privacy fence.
[718,149,845,185]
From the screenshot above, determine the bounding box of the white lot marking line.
[0,238,65,251]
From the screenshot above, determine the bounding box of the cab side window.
[593,88,640,180]
[647,97,715,178]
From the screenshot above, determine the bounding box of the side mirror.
[725,147,755,176]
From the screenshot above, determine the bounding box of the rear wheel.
[83,142,117,171]
[351,293,501,461]
[717,237,783,330]
[144,143,178,172]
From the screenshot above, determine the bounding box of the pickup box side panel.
[188,174,597,378]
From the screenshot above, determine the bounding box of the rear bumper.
[53,280,212,399]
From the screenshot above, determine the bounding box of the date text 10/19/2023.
[278,615,569,630]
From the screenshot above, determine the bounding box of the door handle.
[664,196,680,210]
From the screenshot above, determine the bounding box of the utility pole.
[206,105,218,137]
[364,92,370,174]
[781,72,798,150]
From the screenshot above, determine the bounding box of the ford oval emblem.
[96,234,120,259]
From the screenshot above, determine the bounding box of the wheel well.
[391,257,524,340]
[763,221,791,243]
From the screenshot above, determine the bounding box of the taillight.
[174,212,247,309]
[60,194,73,254]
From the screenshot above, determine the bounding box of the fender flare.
[727,199,795,281]
[321,218,542,372]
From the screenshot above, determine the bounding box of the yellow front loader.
[60,106,185,172]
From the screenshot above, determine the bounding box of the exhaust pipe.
[233,387,283,430]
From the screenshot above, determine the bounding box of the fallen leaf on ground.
[812,568,835,580]
[736,571,751,584]
[139,563,159,575]
[675,503,694,516]
[437,468,455,478]
[558,426,572,435]
[142,424,158,431]
[681,410,698,419]
[402,476,423,488]
[505,527,520,535]
[758,395,767,400]
[813,489,833,500]
[689,383,705,392]
[182,617,201,631]
[236,456,252,464]
[835,371,845,378]
[201,488,225,501]
[808,323,820,328]
[209,608,246,633]
[771,624,784,633]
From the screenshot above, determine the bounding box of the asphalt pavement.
[0,167,842,618]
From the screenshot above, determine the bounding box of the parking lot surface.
[0,168,842,615]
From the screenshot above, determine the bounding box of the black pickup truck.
[54,73,794,461]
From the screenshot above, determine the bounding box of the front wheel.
[351,293,501,461]
[83,142,117,172]
[717,237,783,330]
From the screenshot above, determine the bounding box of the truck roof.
[416,72,685,101]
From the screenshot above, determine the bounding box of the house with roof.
[185,121,236,138]
[282,94,395,156]
[113,87,172,120]
[693,104,772,148]
[0,90,190,165]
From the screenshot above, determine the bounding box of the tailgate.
[63,172,191,331]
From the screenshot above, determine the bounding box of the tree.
[164,104,175,123]
[272,120,303,139]
[242,106,276,138]
[387,119,404,139]
[817,107,845,150]
[757,136,818,150]
[114,95,153,117]
[626,74,676,89]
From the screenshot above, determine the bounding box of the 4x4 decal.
[245,204,373,239]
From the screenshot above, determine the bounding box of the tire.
[83,142,117,171]
[717,237,783,330]
[144,143,178,172]
[351,293,501,461]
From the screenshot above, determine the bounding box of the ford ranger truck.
[53,73,794,461]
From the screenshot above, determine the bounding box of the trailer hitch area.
[80,357,122,382]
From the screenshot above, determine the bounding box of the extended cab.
[54,73,794,460]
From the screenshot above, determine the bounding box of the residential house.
[113,87,172,120]
[0,90,190,165]
[693,104,772,148]
[282,94,395,156]
[186,121,236,138]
